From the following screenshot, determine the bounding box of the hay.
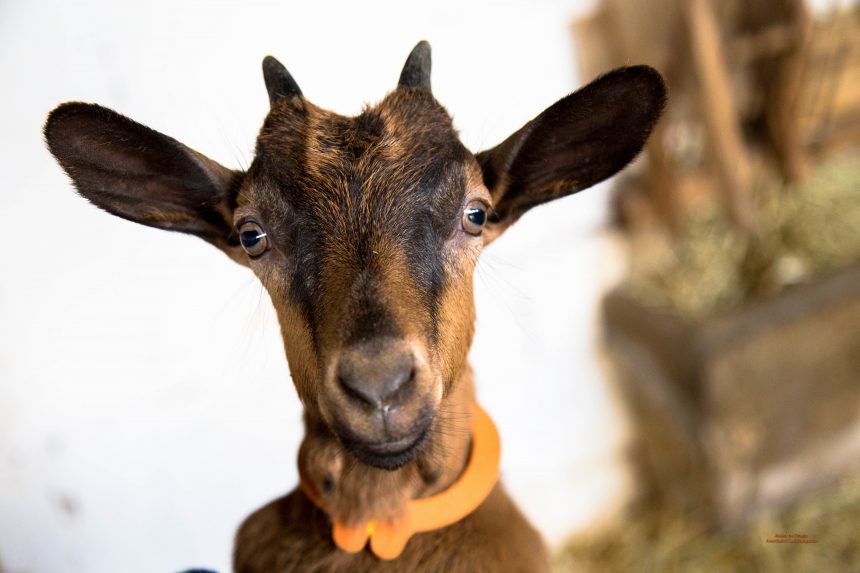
[553,471,860,572]
[623,152,860,319]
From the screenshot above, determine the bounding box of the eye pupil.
[241,230,261,247]
[466,207,486,226]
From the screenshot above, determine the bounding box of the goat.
[44,41,665,572]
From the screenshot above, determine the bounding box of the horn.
[262,55,302,105]
[398,41,432,90]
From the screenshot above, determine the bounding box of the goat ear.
[44,102,243,259]
[476,66,666,242]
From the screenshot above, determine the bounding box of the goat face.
[246,85,484,469]
[45,42,665,471]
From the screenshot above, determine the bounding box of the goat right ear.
[476,66,666,243]
[44,102,244,260]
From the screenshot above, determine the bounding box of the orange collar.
[298,402,501,560]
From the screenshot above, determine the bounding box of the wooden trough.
[604,263,860,526]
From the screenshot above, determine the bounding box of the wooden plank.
[685,0,755,231]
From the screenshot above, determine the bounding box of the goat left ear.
[476,66,666,242]
[44,102,244,260]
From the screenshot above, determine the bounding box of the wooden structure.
[573,1,860,231]
[604,262,860,527]
[584,1,860,528]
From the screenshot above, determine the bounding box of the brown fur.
[44,43,666,572]
[234,484,548,573]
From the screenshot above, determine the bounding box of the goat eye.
[238,220,269,257]
[462,202,487,235]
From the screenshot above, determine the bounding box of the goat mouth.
[341,426,430,471]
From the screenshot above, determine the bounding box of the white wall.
[0,1,640,572]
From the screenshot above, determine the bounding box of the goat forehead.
[252,94,468,244]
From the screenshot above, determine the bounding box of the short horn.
[398,41,431,90]
[263,55,302,105]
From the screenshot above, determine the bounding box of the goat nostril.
[337,373,376,407]
[388,366,416,403]
[381,363,415,405]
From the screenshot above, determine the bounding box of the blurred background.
[0,1,857,572]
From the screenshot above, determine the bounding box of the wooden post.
[645,120,681,232]
[685,0,755,231]
[763,0,810,183]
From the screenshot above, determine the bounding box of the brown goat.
[44,42,665,572]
